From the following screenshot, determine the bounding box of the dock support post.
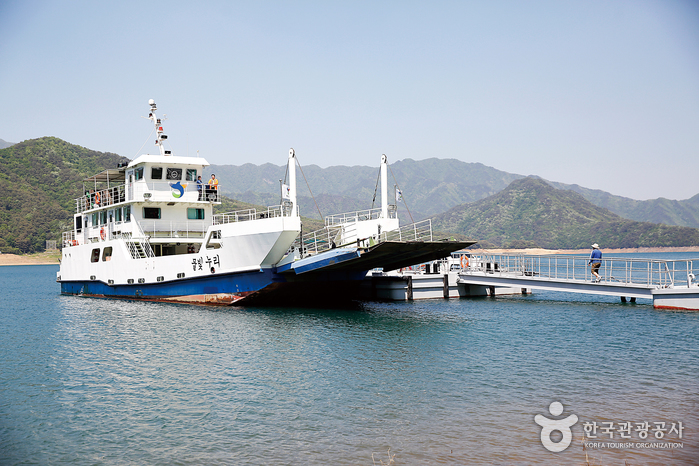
[406,276,413,301]
[489,286,495,297]
[621,296,627,303]
[443,274,449,299]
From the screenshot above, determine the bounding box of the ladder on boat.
[124,238,155,259]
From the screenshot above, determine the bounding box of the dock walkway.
[457,254,699,310]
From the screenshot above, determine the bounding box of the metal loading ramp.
[278,240,476,275]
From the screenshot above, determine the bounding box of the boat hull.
[60,266,370,305]
[60,268,278,305]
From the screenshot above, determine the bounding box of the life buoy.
[100,228,106,240]
[461,255,469,268]
[72,240,78,246]
[95,192,101,206]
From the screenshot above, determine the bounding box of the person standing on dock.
[589,244,602,282]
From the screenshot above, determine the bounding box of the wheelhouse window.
[151,167,163,180]
[100,211,108,225]
[115,207,122,222]
[102,247,113,261]
[186,169,197,181]
[91,213,98,226]
[91,248,100,263]
[166,168,182,181]
[124,206,131,222]
[134,167,144,180]
[187,208,205,220]
[143,207,161,219]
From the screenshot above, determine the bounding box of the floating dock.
[360,258,529,301]
[457,254,699,310]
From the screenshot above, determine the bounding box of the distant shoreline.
[2,246,699,267]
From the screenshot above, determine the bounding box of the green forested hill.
[431,177,699,249]
[0,137,128,253]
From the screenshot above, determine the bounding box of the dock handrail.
[462,253,697,289]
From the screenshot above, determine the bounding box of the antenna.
[147,99,168,156]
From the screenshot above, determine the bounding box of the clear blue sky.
[1,0,697,200]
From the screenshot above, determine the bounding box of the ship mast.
[381,154,388,219]
[148,99,169,156]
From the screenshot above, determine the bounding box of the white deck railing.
[325,206,397,226]
[76,185,127,213]
[75,181,221,213]
[213,204,295,225]
[139,220,210,239]
[62,230,76,247]
[298,219,434,257]
[379,219,433,243]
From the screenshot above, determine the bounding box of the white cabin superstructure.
[59,100,302,303]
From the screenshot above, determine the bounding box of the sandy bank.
[0,253,60,266]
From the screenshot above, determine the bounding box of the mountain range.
[1,137,698,253]
[205,159,699,228]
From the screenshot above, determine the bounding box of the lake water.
[1,256,698,465]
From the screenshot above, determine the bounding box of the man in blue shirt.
[196,175,203,201]
[588,243,602,282]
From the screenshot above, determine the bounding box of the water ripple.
[1,265,698,465]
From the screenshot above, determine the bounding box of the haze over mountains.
[205,159,699,229]
[1,137,698,253]
[0,139,16,150]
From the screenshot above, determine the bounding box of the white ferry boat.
[58,100,474,305]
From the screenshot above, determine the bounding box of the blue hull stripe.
[60,268,279,298]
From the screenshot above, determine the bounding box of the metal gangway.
[457,254,699,310]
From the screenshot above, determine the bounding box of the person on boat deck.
[589,243,602,282]
[208,174,218,190]
[196,175,203,200]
